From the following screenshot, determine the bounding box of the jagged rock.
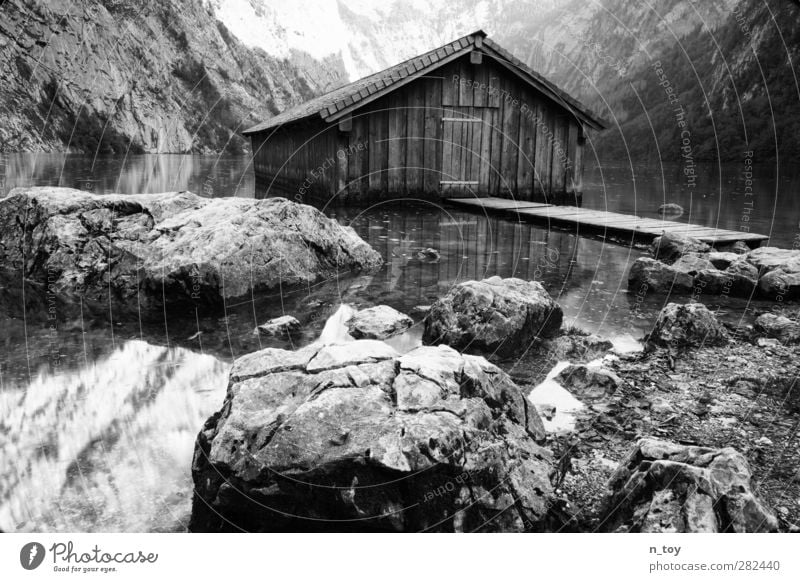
[672,253,716,275]
[758,269,800,301]
[627,257,694,295]
[256,315,301,336]
[724,259,759,296]
[755,313,800,344]
[346,305,413,340]
[657,203,684,215]
[600,438,779,532]
[646,303,729,348]
[650,232,711,264]
[545,333,613,362]
[422,277,562,356]
[0,188,382,309]
[190,342,553,532]
[707,251,740,270]
[556,364,621,401]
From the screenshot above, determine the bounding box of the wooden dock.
[444,197,769,246]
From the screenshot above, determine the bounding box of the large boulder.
[755,313,800,344]
[346,305,413,340]
[600,438,779,532]
[190,342,554,532]
[627,257,694,295]
[0,188,382,309]
[423,277,562,356]
[646,303,729,348]
[650,232,711,264]
[724,259,759,296]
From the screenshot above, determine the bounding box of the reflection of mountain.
[0,154,254,197]
[0,340,229,532]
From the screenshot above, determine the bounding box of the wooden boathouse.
[244,30,606,206]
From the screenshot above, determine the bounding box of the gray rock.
[755,313,800,344]
[190,342,553,532]
[256,315,301,336]
[545,334,614,362]
[657,203,684,215]
[693,269,734,295]
[716,241,751,255]
[646,302,729,348]
[650,232,711,264]
[672,253,716,275]
[346,305,414,340]
[724,259,759,297]
[0,188,382,309]
[627,257,694,295]
[600,438,779,532]
[758,269,800,301]
[707,251,740,270]
[422,277,563,356]
[747,247,800,274]
[556,364,621,401]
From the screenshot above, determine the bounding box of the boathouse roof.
[243,30,607,135]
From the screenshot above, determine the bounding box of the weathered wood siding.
[252,54,586,205]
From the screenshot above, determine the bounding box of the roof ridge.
[242,29,605,135]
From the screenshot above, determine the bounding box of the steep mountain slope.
[0,0,347,154]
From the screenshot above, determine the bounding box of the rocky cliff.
[0,0,347,154]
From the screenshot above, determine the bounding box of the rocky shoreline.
[190,271,798,532]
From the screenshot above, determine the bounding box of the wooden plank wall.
[251,54,585,204]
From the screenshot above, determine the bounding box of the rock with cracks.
[422,277,563,357]
[0,187,382,309]
[600,438,779,532]
[645,303,729,348]
[190,341,554,532]
[346,305,414,340]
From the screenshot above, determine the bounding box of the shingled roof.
[243,30,607,135]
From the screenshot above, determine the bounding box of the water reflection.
[0,340,229,532]
[0,153,253,198]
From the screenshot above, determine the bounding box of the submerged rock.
[755,313,800,344]
[627,258,694,295]
[657,203,684,215]
[423,276,563,356]
[650,232,711,264]
[646,303,729,348]
[0,188,382,309]
[256,315,301,336]
[190,342,553,532]
[346,305,413,340]
[600,438,779,532]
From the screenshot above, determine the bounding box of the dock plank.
[445,197,768,246]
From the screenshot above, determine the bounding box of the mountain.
[0,0,347,154]
[1,0,797,161]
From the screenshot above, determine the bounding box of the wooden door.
[440,108,487,199]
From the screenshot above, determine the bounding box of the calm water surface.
[1,153,797,532]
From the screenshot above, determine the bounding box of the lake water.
[1,153,797,532]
